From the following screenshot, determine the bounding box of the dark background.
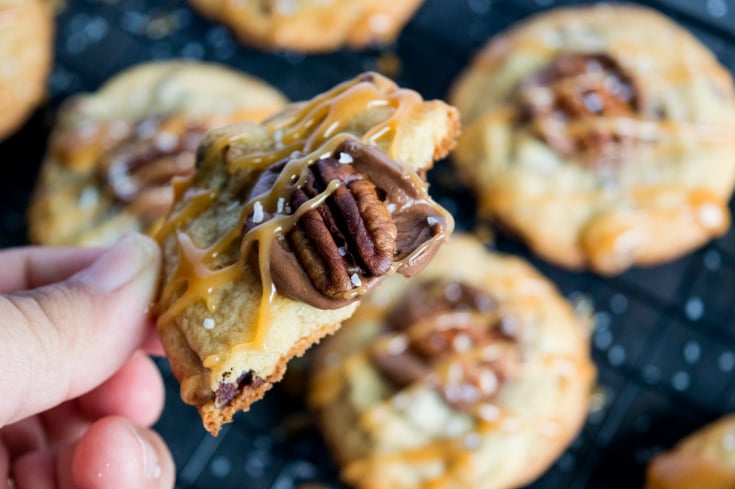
[2,0,735,487]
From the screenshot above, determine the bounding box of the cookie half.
[309,234,595,489]
[450,5,735,274]
[28,61,287,246]
[647,415,735,489]
[0,0,53,140]
[189,0,425,52]
[156,72,460,435]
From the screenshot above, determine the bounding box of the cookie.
[189,0,425,53]
[0,0,53,140]
[28,61,287,246]
[647,415,735,489]
[156,72,460,435]
[449,5,735,274]
[309,234,595,489]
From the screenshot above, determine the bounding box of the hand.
[0,233,175,489]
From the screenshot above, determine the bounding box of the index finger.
[0,246,104,293]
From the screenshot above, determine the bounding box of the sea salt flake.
[252,201,264,223]
[338,152,354,164]
[203,318,215,330]
[350,273,362,287]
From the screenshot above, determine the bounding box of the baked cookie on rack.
[189,0,425,52]
[647,415,735,489]
[450,5,735,275]
[309,234,595,489]
[156,72,460,435]
[28,61,287,246]
[0,0,53,140]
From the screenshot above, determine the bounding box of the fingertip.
[72,417,174,489]
[142,325,166,357]
[77,352,165,427]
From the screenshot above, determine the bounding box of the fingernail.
[126,422,162,480]
[76,233,159,293]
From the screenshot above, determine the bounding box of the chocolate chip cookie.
[156,72,460,435]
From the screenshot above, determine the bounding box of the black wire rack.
[2,0,735,488]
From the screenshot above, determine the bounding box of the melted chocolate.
[244,137,450,309]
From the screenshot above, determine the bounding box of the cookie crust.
[156,72,460,435]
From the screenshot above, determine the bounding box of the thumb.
[0,233,161,426]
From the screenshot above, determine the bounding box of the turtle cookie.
[309,235,595,489]
[156,72,460,434]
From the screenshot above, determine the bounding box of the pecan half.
[101,117,206,222]
[245,138,450,309]
[287,157,397,299]
[520,52,645,168]
[371,280,519,413]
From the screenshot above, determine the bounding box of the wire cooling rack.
[1,0,735,487]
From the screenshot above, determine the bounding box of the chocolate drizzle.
[520,52,647,168]
[371,279,519,414]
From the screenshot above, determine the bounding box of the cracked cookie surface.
[450,5,735,275]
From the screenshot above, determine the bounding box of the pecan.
[287,157,397,300]
[371,280,519,413]
[246,138,449,309]
[520,52,644,167]
[101,117,205,221]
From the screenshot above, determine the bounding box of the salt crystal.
[252,201,264,223]
[350,273,362,287]
[203,318,215,330]
[338,152,353,164]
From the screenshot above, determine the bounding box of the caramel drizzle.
[157,75,453,372]
[346,408,567,489]
[325,332,592,488]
